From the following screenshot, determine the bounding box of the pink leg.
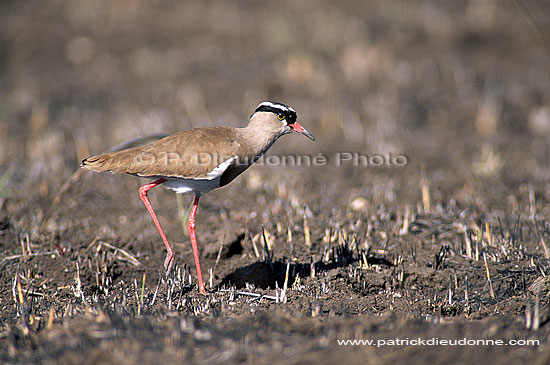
[138,178,175,272]
[188,193,206,294]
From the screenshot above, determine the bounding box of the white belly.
[159,155,239,194]
[162,177,221,194]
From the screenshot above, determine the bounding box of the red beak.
[291,121,315,141]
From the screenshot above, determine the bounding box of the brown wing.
[81,127,244,179]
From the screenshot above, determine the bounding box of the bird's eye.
[277,113,285,120]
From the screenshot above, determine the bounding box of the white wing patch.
[206,155,238,180]
[162,155,239,194]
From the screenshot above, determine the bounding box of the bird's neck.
[238,124,284,160]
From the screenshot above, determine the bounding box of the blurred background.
[1,0,550,216]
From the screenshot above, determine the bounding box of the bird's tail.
[81,134,168,174]
[81,154,111,173]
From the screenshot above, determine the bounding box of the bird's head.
[251,101,315,141]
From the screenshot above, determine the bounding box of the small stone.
[350,197,368,212]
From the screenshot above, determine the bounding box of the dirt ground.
[1,1,550,364]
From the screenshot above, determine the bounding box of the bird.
[81,101,315,294]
